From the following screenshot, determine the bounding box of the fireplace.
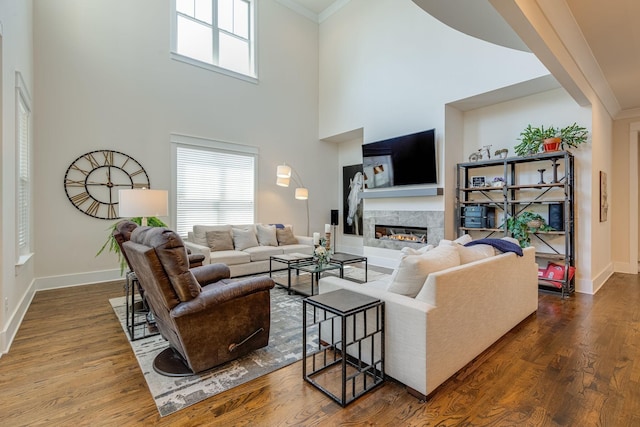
[364,210,444,250]
[375,224,427,244]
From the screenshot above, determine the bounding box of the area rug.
[109,266,387,417]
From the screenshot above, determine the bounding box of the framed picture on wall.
[343,164,364,235]
[600,171,608,222]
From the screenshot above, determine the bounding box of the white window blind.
[176,144,255,236]
[16,73,32,256]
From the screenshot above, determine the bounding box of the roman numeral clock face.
[64,150,150,220]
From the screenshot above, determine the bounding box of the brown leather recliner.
[123,226,275,376]
[113,220,205,269]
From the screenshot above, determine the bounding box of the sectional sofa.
[318,237,538,400]
[184,223,314,277]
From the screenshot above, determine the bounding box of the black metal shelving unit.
[456,151,575,297]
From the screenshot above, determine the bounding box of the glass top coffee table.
[269,253,314,294]
[290,262,341,297]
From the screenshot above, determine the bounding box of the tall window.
[172,134,257,237]
[16,72,32,258]
[172,0,256,80]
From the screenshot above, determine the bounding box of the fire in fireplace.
[375,224,428,244]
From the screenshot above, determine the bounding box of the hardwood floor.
[2,273,640,426]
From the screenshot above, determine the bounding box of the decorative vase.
[543,137,562,152]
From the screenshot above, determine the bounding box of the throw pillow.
[205,230,234,252]
[256,224,278,246]
[232,227,260,251]
[276,227,298,246]
[400,245,434,256]
[387,244,460,298]
[456,244,495,264]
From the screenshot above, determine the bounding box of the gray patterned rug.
[109,266,387,417]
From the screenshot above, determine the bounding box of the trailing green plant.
[96,216,168,275]
[514,123,588,156]
[506,211,553,248]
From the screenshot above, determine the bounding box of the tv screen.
[362,129,437,189]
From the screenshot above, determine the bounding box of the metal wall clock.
[64,150,150,220]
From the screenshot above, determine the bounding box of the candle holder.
[551,159,560,183]
[537,168,546,184]
[325,232,331,251]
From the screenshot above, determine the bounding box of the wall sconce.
[118,188,168,226]
[276,163,309,234]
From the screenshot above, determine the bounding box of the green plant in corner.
[506,211,553,248]
[96,216,168,275]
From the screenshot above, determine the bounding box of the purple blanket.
[464,238,523,256]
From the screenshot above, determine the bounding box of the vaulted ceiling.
[286,0,640,120]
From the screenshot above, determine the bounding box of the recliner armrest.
[191,263,230,285]
[171,276,275,318]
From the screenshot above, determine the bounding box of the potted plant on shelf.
[557,122,589,150]
[506,211,554,247]
[514,123,589,156]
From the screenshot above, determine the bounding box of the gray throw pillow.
[232,227,259,251]
[205,230,234,252]
[276,227,298,246]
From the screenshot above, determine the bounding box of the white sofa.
[184,224,314,277]
[318,243,538,400]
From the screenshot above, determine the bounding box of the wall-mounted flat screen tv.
[361,128,437,189]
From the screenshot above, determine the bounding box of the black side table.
[125,271,159,341]
[329,253,368,282]
[303,289,384,406]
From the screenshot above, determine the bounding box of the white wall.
[319,0,549,141]
[0,0,35,354]
[32,0,333,288]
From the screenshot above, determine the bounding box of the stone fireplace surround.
[363,210,445,250]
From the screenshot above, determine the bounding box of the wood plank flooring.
[1,273,640,426]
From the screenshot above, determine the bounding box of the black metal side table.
[303,289,384,406]
[125,271,159,341]
[329,253,368,282]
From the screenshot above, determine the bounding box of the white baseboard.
[613,261,638,274]
[35,268,123,291]
[1,279,36,356]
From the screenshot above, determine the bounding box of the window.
[16,72,32,259]
[171,134,257,237]
[172,0,256,80]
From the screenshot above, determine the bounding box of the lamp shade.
[295,187,308,200]
[276,176,290,187]
[277,164,292,178]
[118,189,168,218]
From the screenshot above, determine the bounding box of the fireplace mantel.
[360,187,444,199]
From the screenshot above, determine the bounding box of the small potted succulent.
[492,176,506,188]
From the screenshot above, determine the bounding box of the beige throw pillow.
[232,228,259,251]
[205,230,234,252]
[387,244,460,298]
[276,227,298,246]
[256,224,278,246]
[455,244,496,264]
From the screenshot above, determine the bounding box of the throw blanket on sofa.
[465,238,523,256]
